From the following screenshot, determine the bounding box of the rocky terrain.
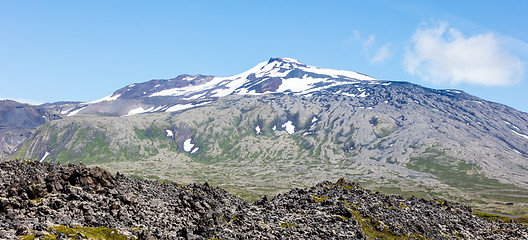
[1,160,527,239]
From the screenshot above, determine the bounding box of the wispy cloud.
[345,31,393,64]
[371,42,392,63]
[404,22,526,86]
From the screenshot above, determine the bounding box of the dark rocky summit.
[1,161,527,239]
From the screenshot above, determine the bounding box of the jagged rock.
[0,161,527,239]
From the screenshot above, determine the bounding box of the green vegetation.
[518,215,528,226]
[371,138,388,150]
[346,207,427,240]
[374,126,397,138]
[21,225,134,240]
[310,194,329,203]
[74,130,112,164]
[133,127,148,141]
[406,147,528,211]
[134,125,168,142]
[44,123,179,164]
[221,215,238,223]
[473,211,528,226]
[280,222,296,228]
[473,211,514,223]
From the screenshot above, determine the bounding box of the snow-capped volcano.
[108,57,375,99]
[60,58,377,116]
[9,57,528,214]
[150,57,375,98]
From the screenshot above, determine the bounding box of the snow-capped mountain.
[6,57,528,214]
[59,57,378,116]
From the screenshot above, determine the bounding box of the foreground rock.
[1,161,527,239]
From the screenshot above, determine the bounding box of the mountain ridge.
[0,100,61,160]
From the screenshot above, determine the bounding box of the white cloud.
[371,42,393,63]
[405,22,525,86]
[347,31,392,64]
[361,34,375,51]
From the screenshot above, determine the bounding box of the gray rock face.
[0,100,61,160]
[1,161,527,239]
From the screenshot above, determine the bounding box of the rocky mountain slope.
[5,58,528,215]
[1,160,527,239]
[0,100,61,160]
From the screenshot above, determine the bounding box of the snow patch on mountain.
[191,147,199,154]
[505,121,521,131]
[358,91,369,98]
[89,94,121,104]
[446,90,462,94]
[151,61,269,98]
[278,57,301,64]
[151,105,166,112]
[512,130,528,140]
[235,88,261,95]
[60,108,74,115]
[40,151,50,162]
[304,66,375,80]
[341,92,357,97]
[165,102,210,113]
[126,106,155,116]
[166,130,174,138]
[277,76,324,93]
[282,121,295,134]
[67,107,86,116]
[165,104,195,112]
[183,139,194,152]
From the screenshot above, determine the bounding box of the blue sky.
[1,0,527,112]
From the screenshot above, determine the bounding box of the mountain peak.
[256,57,374,81]
[268,57,302,65]
[80,58,377,116]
